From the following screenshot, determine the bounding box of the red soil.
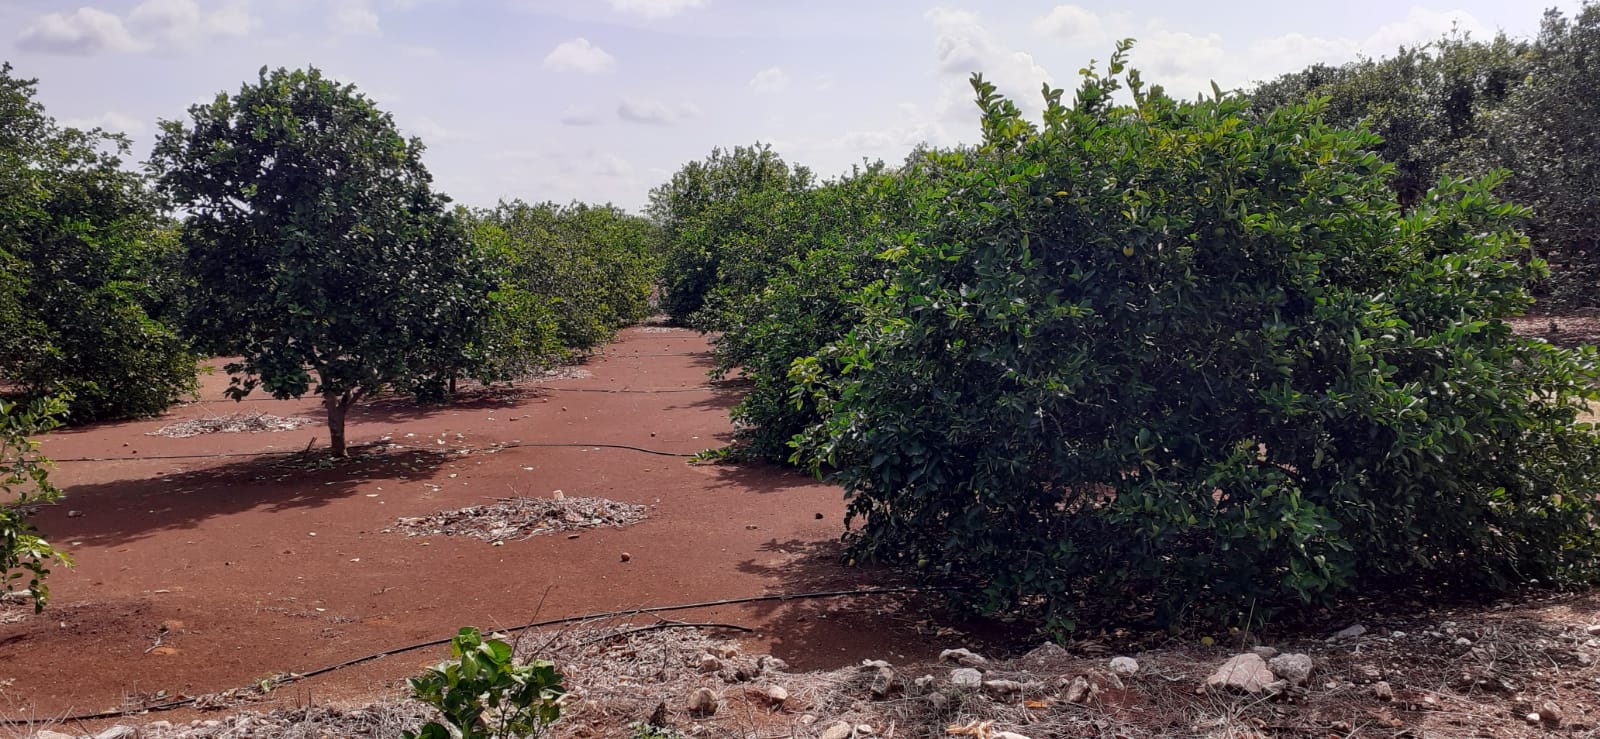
[0,327,950,721]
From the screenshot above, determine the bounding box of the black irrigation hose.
[4,585,957,725]
[604,355,713,361]
[47,441,696,464]
[495,441,693,458]
[48,449,300,463]
[544,386,719,394]
[208,384,716,402]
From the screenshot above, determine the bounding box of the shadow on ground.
[696,460,822,496]
[351,386,547,425]
[35,445,451,548]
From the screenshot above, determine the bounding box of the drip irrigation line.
[496,441,693,458]
[46,440,696,464]
[4,585,958,725]
[601,355,716,361]
[199,383,716,402]
[542,386,719,394]
[48,449,299,463]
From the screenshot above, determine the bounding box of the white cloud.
[925,8,1053,116]
[329,1,381,36]
[560,105,602,126]
[1022,4,1494,99]
[831,130,898,150]
[1361,8,1489,53]
[62,111,149,136]
[205,2,258,36]
[749,67,790,94]
[607,0,707,19]
[16,7,145,55]
[1032,4,1103,42]
[593,152,634,177]
[927,9,1051,91]
[410,117,465,142]
[543,38,617,74]
[16,0,258,55]
[617,98,701,125]
[786,101,956,167]
[128,0,258,49]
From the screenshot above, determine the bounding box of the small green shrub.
[628,723,687,739]
[1,395,72,612]
[405,627,565,739]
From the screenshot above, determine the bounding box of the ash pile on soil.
[148,412,317,438]
[386,496,648,543]
[528,366,593,381]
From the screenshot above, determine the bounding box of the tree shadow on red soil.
[349,386,549,425]
[696,460,825,496]
[32,446,451,549]
[733,537,1036,670]
[43,413,190,437]
[658,386,744,414]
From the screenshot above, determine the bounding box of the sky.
[1,0,1574,213]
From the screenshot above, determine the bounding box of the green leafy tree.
[1469,5,1600,302]
[1250,33,1529,209]
[466,201,658,364]
[648,144,814,326]
[1,394,72,612]
[0,62,197,420]
[150,67,491,456]
[460,212,565,385]
[709,164,913,461]
[795,50,1600,633]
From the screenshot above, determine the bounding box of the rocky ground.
[16,589,1599,739]
[1507,313,1600,350]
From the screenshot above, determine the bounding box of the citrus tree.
[648,144,814,327]
[461,201,657,387]
[1470,5,1600,301]
[0,62,196,421]
[794,48,1600,632]
[150,67,491,456]
[708,164,913,461]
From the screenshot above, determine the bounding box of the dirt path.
[0,327,945,721]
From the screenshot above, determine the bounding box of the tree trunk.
[324,392,348,458]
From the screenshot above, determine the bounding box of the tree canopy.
[1249,8,1600,305]
[647,143,815,327]
[0,62,196,421]
[150,66,491,456]
[789,53,1600,632]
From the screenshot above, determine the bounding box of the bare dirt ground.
[1507,313,1600,350]
[2,323,1598,738]
[0,327,971,729]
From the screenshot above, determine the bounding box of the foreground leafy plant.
[794,44,1600,634]
[0,395,72,612]
[405,627,565,739]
